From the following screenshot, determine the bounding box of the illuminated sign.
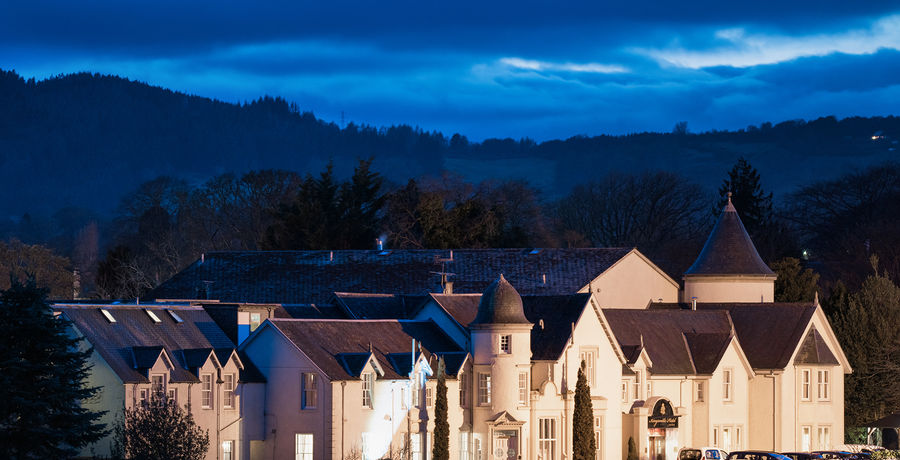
[648,400,678,428]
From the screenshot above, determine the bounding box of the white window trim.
[301,372,318,410]
[499,335,512,354]
[201,373,214,409]
[478,372,491,405]
[296,433,314,460]
[223,373,236,409]
[722,369,733,402]
[518,371,529,406]
[696,380,705,402]
[817,369,831,401]
[801,368,811,401]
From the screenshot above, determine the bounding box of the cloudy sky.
[2,1,899,140]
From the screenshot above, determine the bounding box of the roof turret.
[685,193,775,277]
[471,274,531,325]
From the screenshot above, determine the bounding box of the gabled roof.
[148,248,634,304]
[265,319,464,380]
[426,294,481,327]
[650,302,817,370]
[602,309,734,375]
[55,304,241,384]
[795,328,839,366]
[684,198,775,277]
[525,294,593,360]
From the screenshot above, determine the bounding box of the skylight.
[144,309,161,323]
[166,309,184,323]
[100,309,116,323]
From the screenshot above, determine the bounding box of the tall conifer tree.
[432,358,450,460]
[573,360,596,460]
[0,278,106,457]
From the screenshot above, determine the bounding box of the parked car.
[782,452,825,460]
[813,451,856,460]
[679,447,729,460]
[727,451,792,460]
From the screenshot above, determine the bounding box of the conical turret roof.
[471,274,531,325]
[685,195,775,277]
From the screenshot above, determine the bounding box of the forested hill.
[1,68,898,216]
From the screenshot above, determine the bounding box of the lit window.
[144,309,161,323]
[817,370,830,400]
[250,312,262,332]
[518,372,528,406]
[722,428,731,452]
[223,373,236,409]
[302,372,317,409]
[100,309,116,323]
[296,433,313,460]
[722,369,733,402]
[818,426,831,450]
[801,369,811,401]
[538,418,557,460]
[201,373,213,409]
[580,351,595,386]
[696,381,705,402]
[478,373,491,405]
[801,426,811,451]
[362,372,374,408]
[500,335,511,354]
[460,432,470,460]
[151,374,166,398]
[222,440,233,460]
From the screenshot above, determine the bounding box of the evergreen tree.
[432,358,450,460]
[339,157,386,249]
[772,257,820,302]
[114,395,209,460]
[573,360,596,460]
[718,157,773,236]
[0,278,106,457]
[626,437,638,460]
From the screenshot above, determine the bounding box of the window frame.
[518,371,529,406]
[538,417,558,460]
[817,369,830,401]
[301,372,318,410]
[579,350,596,387]
[696,380,705,402]
[499,335,512,354]
[223,373,236,409]
[201,373,213,409]
[362,372,374,409]
[801,369,811,401]
[295,433,314,460]
[477,372,491,406]
[222,440,234,460]
[722,369,733,402]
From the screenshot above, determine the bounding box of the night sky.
[2,1,899,140]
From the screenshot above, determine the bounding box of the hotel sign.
[648,400,678,429]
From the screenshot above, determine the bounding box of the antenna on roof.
[432,252,457,294]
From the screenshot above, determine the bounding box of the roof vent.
[100,309,116,323]
[528,248,542,255]
[144,309,162,323]
[166,309,184,323]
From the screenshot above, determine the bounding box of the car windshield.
[681,450,702,460]
[706,450,722,459]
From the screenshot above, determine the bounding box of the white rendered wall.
[581,251,679,308]
[682,277,775,303]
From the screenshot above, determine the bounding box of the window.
[518,371,529,406]
[621,382,628,402]
[426,387,433,407]
[696,381,705,402]
[250,312,262,332]
[151,374,166,398]
[817,370,830,400]
[167,388,177,403]
[223,373,236,409]
[362,372,374,408]
[580,350,595,386]
[362,433,376,460]
[410,433,422,460]
[713,427,718,447]
[801,426,812,452]
[100,309,116,323]
[500,335,511,354]
[735,426,742,450]
[801,369,811,401]
[478,373,491,405]
[474,437,483,460]
[222,440,233,460]
[144,309,161,323]
[201,373,213,409]
[818,426,831,450]
[633,371,642,400]
[138,388,148,406]
[296,433,313,460]
[459,372,468,407]
[722,369,733,402]
[412,379,420,407]
[722,428,731,452]
[302,372,317,409]
[646,380,653,398]
[594,416,603,460]
[460,432,470,460]
[166,309,183,323]
[401,386,408,410]
[539,418,557,460]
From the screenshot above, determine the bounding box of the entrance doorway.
[650,435,666,460]
[493,430,519,460]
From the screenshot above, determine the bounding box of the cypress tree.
[0,278,107,457]
[573,359,596,460]
[432,358,450,460]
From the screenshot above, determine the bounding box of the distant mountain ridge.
[1,68,898,217]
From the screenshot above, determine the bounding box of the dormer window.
[500,335,512,354]
[362,372,374,409]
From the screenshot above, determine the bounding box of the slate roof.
[650,302,817,370]
[472,275,530,325]
[428,294,481,326]
[55,304,262,383]
[268,319,464,380]
[795,328,839,365]
[525,294,593,361]
[602,309,734,375]
[685,199,775,277]
[334,293,429,319]
[148,248,634,304]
